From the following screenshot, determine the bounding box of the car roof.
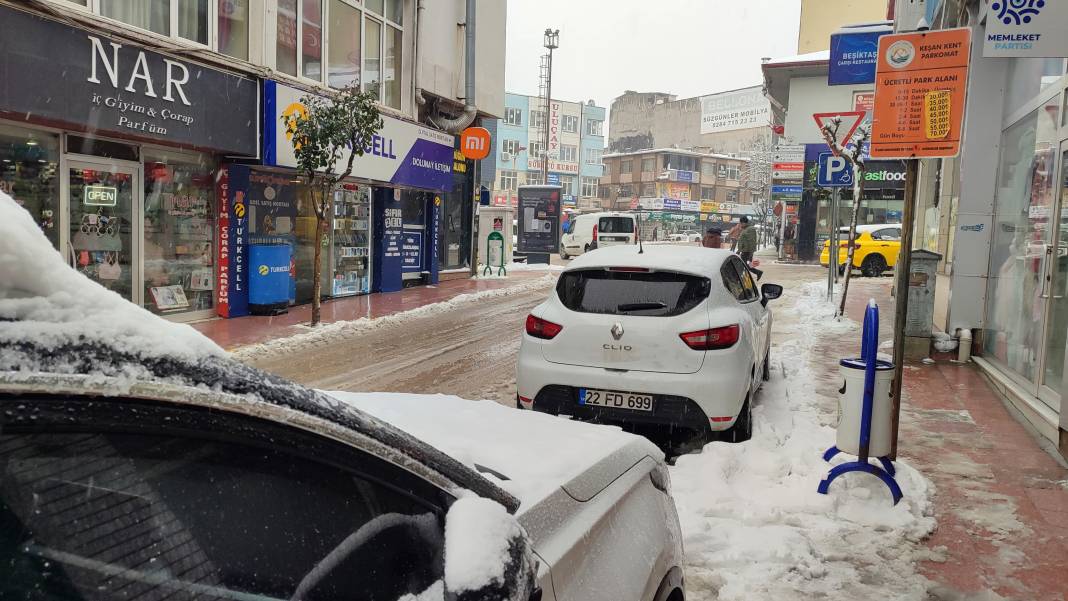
[842,223,900,233]
[0,191,519,512]
[565,244,731,277]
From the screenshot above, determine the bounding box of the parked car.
[0,192,684,601]
[517,245,783,451]
[560,212,637,259]
[820,224,902,277]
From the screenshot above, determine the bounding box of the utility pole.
[888,159,919,460]
[541,29,559,183]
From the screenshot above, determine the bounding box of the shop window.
[277,0,298,76]
[142,151,216,315]
[218,0,250,61]
[331,186,372,296]
[362,16,382,94]
[0,125,60,249]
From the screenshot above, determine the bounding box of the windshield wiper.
[617,302,667,312]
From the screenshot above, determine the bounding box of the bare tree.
[818,117,870,317]
[286,84,383,326]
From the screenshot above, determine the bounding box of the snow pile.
[326,391,655,508]
[233,274,557,360]
[0,191,224,368]
[672,281,936,600]
[444,495,524,592]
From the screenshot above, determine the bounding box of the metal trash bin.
[837,358,894,457]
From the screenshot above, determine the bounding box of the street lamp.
[541,28,559,183]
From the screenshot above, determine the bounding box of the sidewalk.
[835,279,1068,599]
[192,270,552,351]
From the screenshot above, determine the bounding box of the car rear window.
[598,217,634,234]
[557,269,710,316]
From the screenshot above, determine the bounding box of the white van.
[560,212,638,259]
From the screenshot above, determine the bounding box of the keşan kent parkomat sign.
[264,81,454,191]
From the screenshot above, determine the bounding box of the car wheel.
[762,349,771,382]
[723,389,753,443]
[862,255,887,278]
[583,243,591,254]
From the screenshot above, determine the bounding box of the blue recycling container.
[249,244,291,315]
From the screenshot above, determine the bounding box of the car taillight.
[679,325,740,350]
[593,223,598,240]
[526,314,563,340]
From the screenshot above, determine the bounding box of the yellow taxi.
[820,224,902,277]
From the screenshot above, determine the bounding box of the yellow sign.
[434,196,442,206]
[924,90,951,139]
[700,201,719,213]
[258,265,269,276]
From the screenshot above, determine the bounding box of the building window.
[641,182,656,197]
[218,0,250,60]
[0,125,60,250]
[527,171,543,186]
[641,157,655,173]
[702,162,716,178]
[581,177,598,198]
[701,186,716,201]
[328,0,358,87]
[586,119,603,136]
[504,108,523,126]
[302,0,324,80]
[718,164,727,178]
[620,160,633,174]
[726,189,739,203]
[501,170,518,191]
[619,185,633,197]
[528,142,544,159]
[561,177,575,196]
[559,145,577,163]
[382,22,402,108]
[602,162,611,175]
[277,0,298,75]
[501,140,521,158]
[530,110,546,129]
[562,115,579,133]
[726,165,740,180]
[585,148,602,164]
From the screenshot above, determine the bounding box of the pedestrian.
[736,216,763,279]
[702,227,723,249]
[728,221,743,251]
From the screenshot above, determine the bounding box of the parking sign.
[817,153,853,187]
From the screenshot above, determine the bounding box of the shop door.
[65,160,140,305]
[1038,143,1068,410]
[401,191,427,280]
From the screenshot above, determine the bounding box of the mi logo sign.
[460,126,491,160]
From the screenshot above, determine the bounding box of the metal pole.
[778,203,787,260]
[469,158,479,276]
[826,188,838,301]
[889,159,919,461]
[542,48,553,183]
[831,186,840,283]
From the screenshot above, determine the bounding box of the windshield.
[557,269,710,316]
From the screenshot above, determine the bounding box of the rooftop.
[603,148,751,161]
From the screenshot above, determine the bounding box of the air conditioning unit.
[501,152,512,163]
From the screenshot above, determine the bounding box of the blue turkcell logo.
[991,0,1045,25]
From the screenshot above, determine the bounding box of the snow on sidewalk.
[672,282,937,601]
[232,274,557,361]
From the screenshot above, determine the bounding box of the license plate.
[578,388,654,412]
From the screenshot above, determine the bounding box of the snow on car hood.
[326,391,662,509]
[0,191,224,365]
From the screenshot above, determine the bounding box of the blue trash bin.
[249,244,291,315]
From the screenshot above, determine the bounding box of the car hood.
[326,391,663,512]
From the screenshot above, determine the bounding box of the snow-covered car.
[517,245,782,449]
[0,193,684,601]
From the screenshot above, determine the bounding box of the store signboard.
[266,81,454,191]
[639,197,664,210]
[663,183,691,200]
[871,28,971,159]
[700,86,771,134]
[527,158,579,174]
[401,232,423,272]
[675,170,695,182]
[829,29,888,85]
[681,199,701,212]
[83,185,118,207]
[700,201,719,213]
[0,5,259,155]
[773,144,806,163]
[984,1,1068,57]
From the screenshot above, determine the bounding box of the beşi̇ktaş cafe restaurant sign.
[0,4,258,156]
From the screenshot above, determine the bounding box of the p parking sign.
[817,153,853,188]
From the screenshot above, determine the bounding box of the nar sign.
[984,0,1068,57]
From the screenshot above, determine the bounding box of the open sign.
[84,185,118,206]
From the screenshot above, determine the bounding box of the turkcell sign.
[265,81,453,191]
[817,153,853,187]
[828,29,888,85]
[984,0,1068,57]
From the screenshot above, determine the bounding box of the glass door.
[400,190,427,280]
[66,160,139,304]
[1039,144,1068,409]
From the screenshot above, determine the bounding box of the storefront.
[0,5,259,321]
[216,80,453,318]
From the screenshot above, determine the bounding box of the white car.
[517,245,782,449]
[560,212,638,259]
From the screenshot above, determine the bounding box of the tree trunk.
[837,164,866,317]
[311,186,328,327]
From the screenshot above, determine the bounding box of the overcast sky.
[505,0,802,117]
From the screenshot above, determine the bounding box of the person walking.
[736,217,763,279]
[702,227,723,249]
[728,221,744,251]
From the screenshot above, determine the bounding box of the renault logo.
[611,322,625,340]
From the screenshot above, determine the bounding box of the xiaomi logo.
[460,126,492,160]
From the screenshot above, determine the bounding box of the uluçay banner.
[264,81,454,191]
[0,5,259,156]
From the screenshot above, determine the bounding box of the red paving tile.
[836,277,1068,598]
[191,271,551,350]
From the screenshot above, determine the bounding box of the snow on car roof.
[565,244,731,277]
[0,190,224,363]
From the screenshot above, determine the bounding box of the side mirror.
[444,498,541,601]
[760,283,783,307]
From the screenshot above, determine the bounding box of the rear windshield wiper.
[617,302,668,312]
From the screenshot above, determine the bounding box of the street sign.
[771,185,802,195]
[817,153,853,187]
[871,28,971,159]
[547,173,561,185]
[459,126,491,160]
[812,111,866,156]
[829,27,890,86]
[772,144,805,163]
